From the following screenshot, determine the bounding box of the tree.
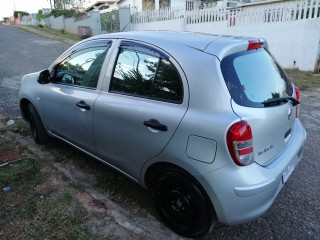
[53,0,87,11]
[36,9,45,26]
[13,11,29,19]
[3,17,10,23]
[49,0,53,10]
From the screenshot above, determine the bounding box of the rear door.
[94,41,188,179]
[221,48,297,166]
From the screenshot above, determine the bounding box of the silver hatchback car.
[19,31,306,238]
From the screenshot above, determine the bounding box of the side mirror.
[38,69,50,84]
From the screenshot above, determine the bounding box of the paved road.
[0,25,319,240]
[0,25,72,116]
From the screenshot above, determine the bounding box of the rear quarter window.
[221,48,293,108]
[110,47,183,103]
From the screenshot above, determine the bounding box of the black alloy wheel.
[153,169,213,238]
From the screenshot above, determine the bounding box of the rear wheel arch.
[144,162,212,200]
[144,162,217,237]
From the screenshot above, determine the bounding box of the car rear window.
[221,48,293,108]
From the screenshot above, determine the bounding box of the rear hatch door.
[221,48,298,166]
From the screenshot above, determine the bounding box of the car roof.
[89,31,261,57]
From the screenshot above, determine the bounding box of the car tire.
[153,168,213,238]
[28,103,49,144]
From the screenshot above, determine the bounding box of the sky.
[0,0,50,19]
[0,0,95,19]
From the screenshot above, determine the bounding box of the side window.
[110,49,159,96]
[54,46,109,88]
[110,47,183,103]
[151,59,183,102]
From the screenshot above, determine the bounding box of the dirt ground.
[0,123,183,240]
[31,140,180,239]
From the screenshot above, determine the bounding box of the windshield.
[221,48,293,108]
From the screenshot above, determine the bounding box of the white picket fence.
[228,0,320,26]
[132,0,320,25]
[131,6,229,24]
[132,6,187,23]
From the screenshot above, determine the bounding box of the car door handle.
[76,101,90,110]
[143,119,168,131]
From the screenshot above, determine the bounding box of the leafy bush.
[14,11,30,19]
[47,9,84,19]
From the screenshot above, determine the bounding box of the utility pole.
[13,0,16,12]
[49,0,53,10]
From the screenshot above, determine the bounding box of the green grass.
[0,117,31,136]
[0,157,38,178]
[0,135,99,240]
[17,197,97,240]
[285,69,320,91]
[24,25,81,42]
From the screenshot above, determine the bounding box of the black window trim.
[120,41,169,59]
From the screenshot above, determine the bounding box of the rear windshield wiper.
[262,97,300,107]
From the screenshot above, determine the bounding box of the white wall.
[45,10,102,36]
[132,18,184,30]
[118,0,142,10]
[45,15,64,29]
[170,0,200,7]
[21,14,39,25]
[186,19,320,71]
[119,7,132,31]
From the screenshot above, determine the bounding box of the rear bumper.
[200,119,306,225]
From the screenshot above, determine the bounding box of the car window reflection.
[55,46,109,88]
[110,48,183,103]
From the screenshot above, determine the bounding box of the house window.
[142,0,155,10]
[160,0,171,9]
[186,1,194,10]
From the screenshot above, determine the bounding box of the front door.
[42,42,111,153]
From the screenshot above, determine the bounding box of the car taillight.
[247,40,261,50]
[295,86,300,118]
[227,121,254,166]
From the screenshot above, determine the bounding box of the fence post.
[91,9,101,36]
[119,7,132,32]
[303,0,308,19]
[315,0,319,18]
[309,0,314,18]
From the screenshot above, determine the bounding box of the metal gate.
[101,10,120,33]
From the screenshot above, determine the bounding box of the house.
[97,0,283,13]
[84,0,118,12]
[99,0,204,12]
[227,0,284,8]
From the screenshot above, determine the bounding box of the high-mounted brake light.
[247,40,261,50]
[295,86,300,118]
[227,121,254,166]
